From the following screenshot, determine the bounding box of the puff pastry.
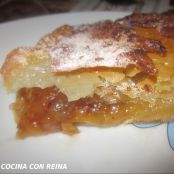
[1,11,174,138]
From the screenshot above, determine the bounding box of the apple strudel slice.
[1,11,174,138]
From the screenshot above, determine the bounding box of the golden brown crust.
[34,12,174,75]
[119,10,174,38]
[36,19,164,75]
[2,11,174,93]
[2,11,174,87]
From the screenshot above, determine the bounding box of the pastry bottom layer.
[13,86,174,138]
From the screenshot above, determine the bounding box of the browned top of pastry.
[35,11,174,75]
[119,10,174,38]
[2,11,174,79]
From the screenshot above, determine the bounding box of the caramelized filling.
[13,86,174,138]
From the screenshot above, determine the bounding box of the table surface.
[0,0,174,23]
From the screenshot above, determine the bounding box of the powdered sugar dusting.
[35,20,157,74]
[49,27,135,72]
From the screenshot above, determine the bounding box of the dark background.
[0,0,174,23]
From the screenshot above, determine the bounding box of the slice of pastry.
[1,11,174,138]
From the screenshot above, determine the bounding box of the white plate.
[0,12,174,173]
